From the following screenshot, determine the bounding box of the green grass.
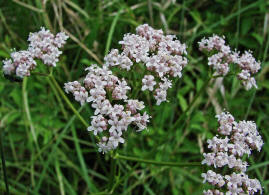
[0,0,269,194]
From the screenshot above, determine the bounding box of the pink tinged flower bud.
[108,132,125,148]
[203,189,224,195]
[54,32,69,48]
[101,136,108,142]
[119,34,150,63]
[104,49,133,71]
[112,79,131,100]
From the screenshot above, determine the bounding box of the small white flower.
[109,132,125,148]
[142,75,156,91]
[126,99,145,114]
[87,115,107,135]
[154,88,167,105]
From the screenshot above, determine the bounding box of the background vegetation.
[0,0,269,194]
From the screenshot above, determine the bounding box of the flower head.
[198,35,260,90]
[2,27,68,78]
[105,24,188,105]
[202,111,263,194]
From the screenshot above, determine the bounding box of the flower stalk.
[171,75,212,130]
[49,76,90,129]
[114,153,201,167]
[0,129,10,195]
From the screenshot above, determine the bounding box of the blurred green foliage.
[0,0,269,194]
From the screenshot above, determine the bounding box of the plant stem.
[212,73,235,78]
[0,129,10,195]
[22,78,37,143]
[46,78,68,120]
[108,157,116,190]
[49,75,88,128]
[114,154,201,167]
[31,72,50,77]
[49,75,100,141]
[171,76,212,129]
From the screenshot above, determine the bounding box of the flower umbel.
[201,111,263,194]
[105,24,188,105]
[65,24,188,152]
[2,27,68,78]
[198,35,260,90]
[64,65,150,153]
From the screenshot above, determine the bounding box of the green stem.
[49,75,100,142]
[212,73,236,78]
[49,75,88,128]
[115,154,201,167]
[171,76,212,129]
[109,158,116,190]
[47,78,68,120]
[0,129,10,195]
[31,72,50,77]
[22,78,37,143]
[105,8,122,56]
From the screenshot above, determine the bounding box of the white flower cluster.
[202,112,263,194]
[3,50,36,78]
[2,27,68,78]
[198,35,260,90]
[104,24,188,105]
[28,28,69,67]
[202,171,262,195]
[64,81,88,105]
[64,65,150,153]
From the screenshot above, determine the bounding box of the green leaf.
[183,76,195,88]
[179,86,191,96]
[80,58,95,66]
[196,79,204,91]
[239,38,257,49]
[191,111,205,123]
[5,111,21,125]
[0,50,9,58]
[241,17,252,35]
[189,11,202,25]
[190,123,204,132]
[177,94,187,111]
[251,33,263,45]
[10,87,22,106]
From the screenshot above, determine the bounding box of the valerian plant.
[1,24,264,195]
